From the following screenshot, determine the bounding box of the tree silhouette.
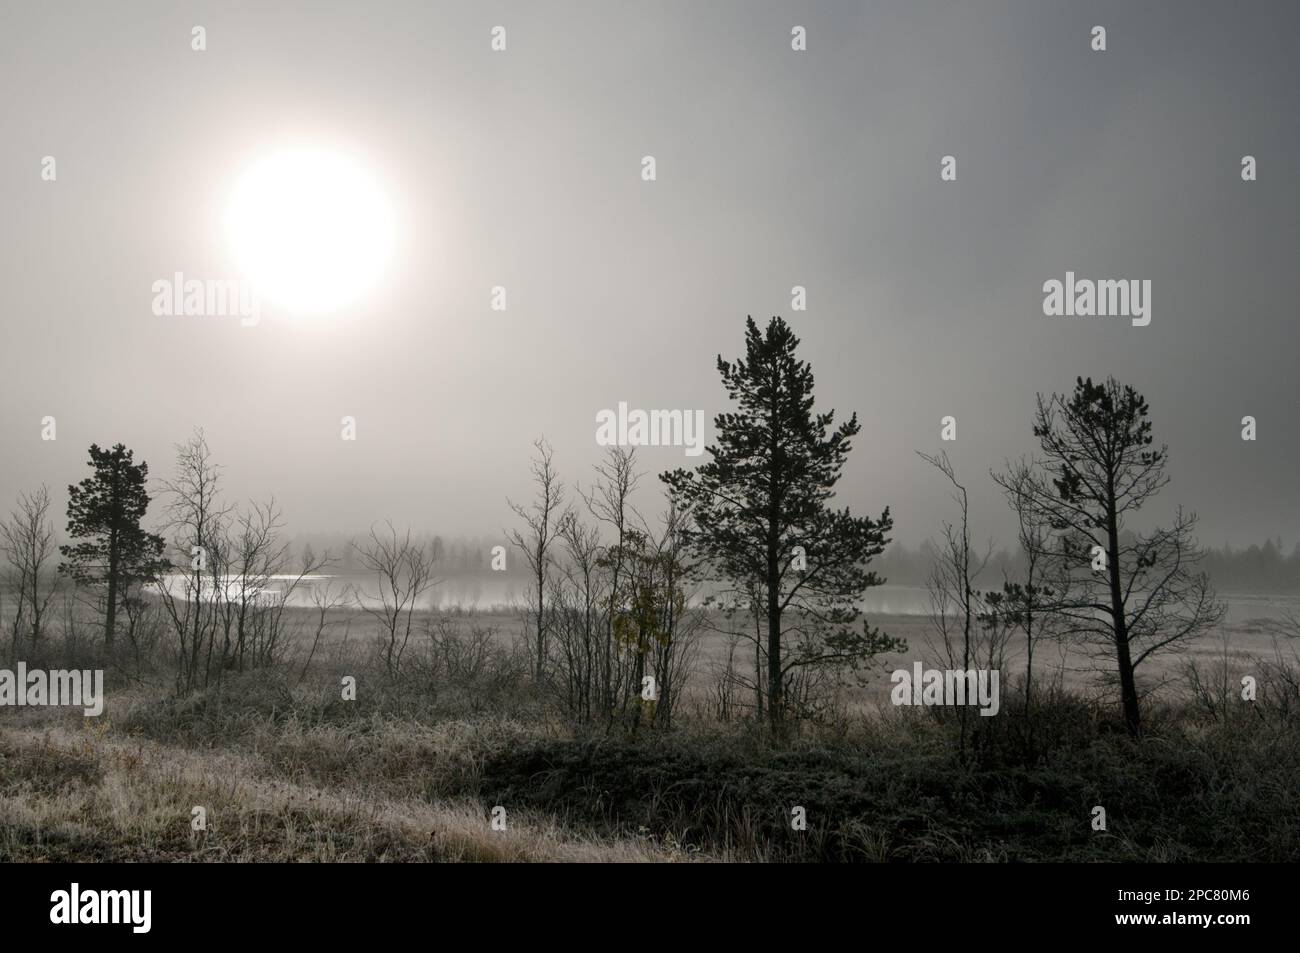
[662,316,898,729]
[59,443,168,649]
[1002,377,1223,734]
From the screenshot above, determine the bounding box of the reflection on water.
[150,573,1300,621]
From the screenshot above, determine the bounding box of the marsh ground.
[2,598,1297,862]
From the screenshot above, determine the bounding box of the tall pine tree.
[662,316,899,729]
[59,443,168,648]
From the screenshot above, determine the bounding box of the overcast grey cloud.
[1,0,1296,549]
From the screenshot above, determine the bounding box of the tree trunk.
[534,571,545,683]
[766,363,783,732]
[1114,619,1141,735]
[767,580,781,731]
[105,527,119,649]
[1106,501,1141,735]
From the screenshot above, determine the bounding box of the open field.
[3,597,1298,863]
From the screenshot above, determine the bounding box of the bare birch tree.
[354,521,437,677]
[508,438,566,684]
[0,486,59,658]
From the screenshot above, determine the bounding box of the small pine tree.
[59,443,169,648]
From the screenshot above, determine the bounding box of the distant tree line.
[1200,539,1300,592]
[867,537,1300,594]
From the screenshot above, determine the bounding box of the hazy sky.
[1,0,1296,550]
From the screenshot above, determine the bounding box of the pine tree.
[1006,376,1223,734]
[662,316,899,729]
[59,443,169,648]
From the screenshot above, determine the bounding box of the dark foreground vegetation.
[2,617,1297,862]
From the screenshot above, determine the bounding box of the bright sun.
[226,148,394,315]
